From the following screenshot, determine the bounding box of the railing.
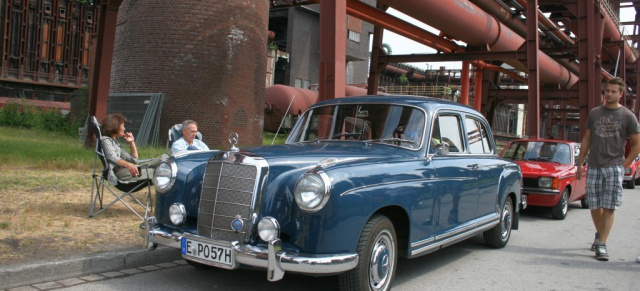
[383,84,454,98]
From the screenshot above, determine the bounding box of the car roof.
[310,95,480,115]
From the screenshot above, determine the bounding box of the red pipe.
[601,6,637,63]
[461,61,470,105]
[474,68,483,111]
[511,0,574,45]
[384,65,427,81]
[345,0,529,85]
[376,0,578,89]
[559,0,637,64]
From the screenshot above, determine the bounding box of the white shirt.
[171,137,209,154]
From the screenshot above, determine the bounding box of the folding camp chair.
[166,123,203,154]
[89,116,152,220]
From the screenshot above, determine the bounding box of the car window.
[465,117,492,154]
[430,114,464,154]
[501,141,571,164]
[287,103,425,149]
[553,144,572,164]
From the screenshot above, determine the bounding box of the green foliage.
[268,41,279,51]
[263,131,287,145]
[397,75,409,85]
[0,126,93,170]
[0,126,165,171]
[0,99,81,137]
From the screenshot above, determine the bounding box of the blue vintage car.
[142,95,523,290]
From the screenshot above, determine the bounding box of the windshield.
[501,141,572,164]
[286,103,426,149]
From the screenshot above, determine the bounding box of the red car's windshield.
[502,141,572,165]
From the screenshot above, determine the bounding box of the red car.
[500,139,587,220]
[623,141,640,189]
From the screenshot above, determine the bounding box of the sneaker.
[595,243,609,261]
[591,232,600,251]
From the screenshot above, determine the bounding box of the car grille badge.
[231,214,244,232]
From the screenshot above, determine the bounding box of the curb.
[0,246,182,289]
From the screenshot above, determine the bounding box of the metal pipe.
[346,0,528,84]
[512,0,574,45]
[461,61,470,105]
[376,0,578,89]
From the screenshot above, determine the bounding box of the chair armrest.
[138,158,154,163]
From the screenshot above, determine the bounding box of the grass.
[0,126,287,264]
[263,131,288,145]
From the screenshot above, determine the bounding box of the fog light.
[257,217,280,242]
[169,203,186,225]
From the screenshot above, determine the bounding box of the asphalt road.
[55,189,640,291]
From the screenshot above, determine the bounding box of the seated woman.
[100,113,167,185]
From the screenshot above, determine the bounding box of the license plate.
[181,236,234,268]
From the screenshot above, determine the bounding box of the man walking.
[577,77,640,261]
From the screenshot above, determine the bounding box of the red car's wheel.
[551,189,568,220]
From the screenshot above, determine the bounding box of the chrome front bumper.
[140,217,358,281]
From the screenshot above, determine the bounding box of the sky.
[379,7,637,71]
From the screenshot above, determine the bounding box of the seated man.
[171,120,210,154]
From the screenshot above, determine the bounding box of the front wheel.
[483,197,513,248]
[551,189,568,220]
[339,215,397,291]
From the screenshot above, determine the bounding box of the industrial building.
[1,0,640,146]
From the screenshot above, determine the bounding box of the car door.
[430,113,479,238]
[464,115,502,218]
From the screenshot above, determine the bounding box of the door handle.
[467,163,479,170]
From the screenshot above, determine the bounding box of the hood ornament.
[229,132,239,152]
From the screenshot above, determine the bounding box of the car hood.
[515,160,573,177]
[243,142,414,170]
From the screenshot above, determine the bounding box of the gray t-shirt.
[586,105,640,167]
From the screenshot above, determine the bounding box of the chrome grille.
[197,161,257,242]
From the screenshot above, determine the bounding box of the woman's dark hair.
[101,113,127,137]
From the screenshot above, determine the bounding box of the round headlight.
[154,161,176,193]
[294,172,331,212]
[169,203,186,225]
[257,217,280,242]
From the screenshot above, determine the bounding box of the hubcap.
[500,203,512,239]
[369,230,394,290]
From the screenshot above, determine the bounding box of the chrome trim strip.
[410,214,499,249]
[410,216,499,257]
